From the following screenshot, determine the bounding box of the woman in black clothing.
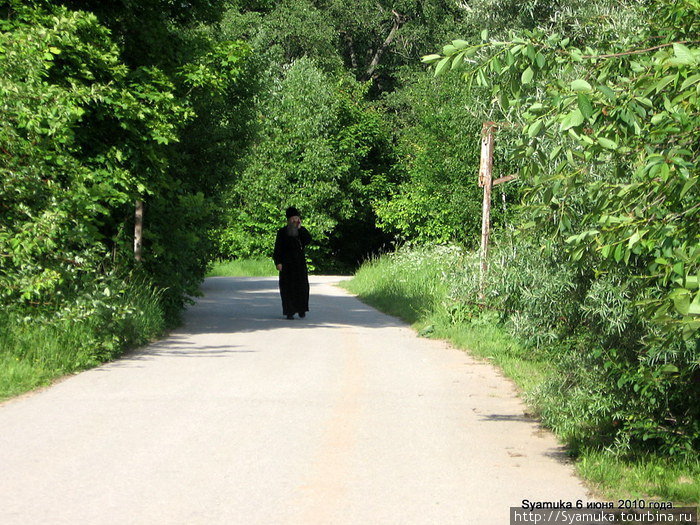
[273,207,312,319]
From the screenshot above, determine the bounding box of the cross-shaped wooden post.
[478,121,517,296]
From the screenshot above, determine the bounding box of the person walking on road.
[273,206,312,320]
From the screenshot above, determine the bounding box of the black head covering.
[285,206,301,219]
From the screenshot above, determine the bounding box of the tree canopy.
[424,0,699,456]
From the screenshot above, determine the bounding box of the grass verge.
[1,257,274,402]
[341,246,699,505]
[0,281,165,402]
[578,452,700,503]
[207,257,277,277]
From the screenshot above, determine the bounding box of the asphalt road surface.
[0,276,589,524]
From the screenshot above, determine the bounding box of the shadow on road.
[98,337,257,370]
[176,276,405,336]
[479,413,575,464]
[99,276,403,369]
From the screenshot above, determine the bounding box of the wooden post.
[478,122,495,293]
[134,199,143,262]
[476,122,517,298]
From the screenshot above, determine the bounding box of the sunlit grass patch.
[0,316,96,402]
[578,451,700,504]
[343,245,457,322]
[206,258,277,277]
[0,356,55,400]
[0,281,165,402]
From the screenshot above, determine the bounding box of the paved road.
[0,276,589,524]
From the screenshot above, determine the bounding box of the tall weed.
[346,242,699,472]
[347,245,461,323]
[0,276,165,401]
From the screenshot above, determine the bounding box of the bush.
[351,242,700,458]
[0,274,165,400]
[479,237,700,457]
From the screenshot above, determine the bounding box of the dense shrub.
[360,242,700,457]
[0,1,255,389]
[453,238,700,457]
[421,0,700,457]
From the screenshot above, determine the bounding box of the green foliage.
[464,235,699,457]
[0,5,185,310]
[323,0,464,90]
[206,258,277,277]
[378,72,519,245]
[55,0,231,69]
[140,191,212,319]
[179,40,252,95]
[0,275,165,400]
[0,1,257,391]
[578,452,700,504]
[344,244,460,322]
[428,0,700,343]
[210,0,507,264]
[219,57,396,271]
[159,33,255,317]
[252,0,344,73]
[425,0,700,456]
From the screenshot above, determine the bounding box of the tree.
[0,1,256,320]
[425,0,699,454]
[323,0,464,93]
[54,0,231,69]
[218,58,395,270]
[0,4,186,311]
[377,71,519,245]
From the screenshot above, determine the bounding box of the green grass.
[0,316,94,400]
[206,257,277,277]
[0,282,165,402]
[578,452,700,504]
[341,245,700,504]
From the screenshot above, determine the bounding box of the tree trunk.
[343,32,358,69]
[134,199,143,262]
[362,11,404,81]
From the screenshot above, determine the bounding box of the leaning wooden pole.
[478,122,495,295]
[134,199,143,262]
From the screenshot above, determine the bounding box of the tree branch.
[362,10,405,82]
[582,40,699,59]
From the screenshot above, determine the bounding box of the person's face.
[289,216,301,227]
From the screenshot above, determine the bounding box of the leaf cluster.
[0,1,256,321]
[426,1,700,343]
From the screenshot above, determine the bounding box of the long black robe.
[273,226,311,316]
